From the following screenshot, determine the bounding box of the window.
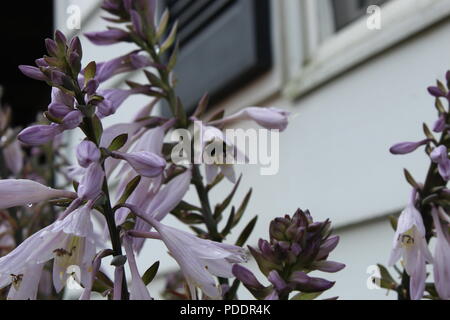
[332,0,390,30]
[165,0,272,112]
[284,0,450,100]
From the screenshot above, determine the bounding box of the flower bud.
[76,141,101,168]
[84,29,130,46]
[45,38,59,57]
[428,86,445,97]
[62,110,83,130]
[77,163,104,200]
[113,151,166,178]
[389,139,429,155]
[48,102,72,118]
[18,124,62,146]
[18,65,47,81]
[84,79,99,96]
[433,115,446,133]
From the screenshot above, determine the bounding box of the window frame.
[284,0,450,100]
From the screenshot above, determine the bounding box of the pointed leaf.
[235,216,258,247]
[160,21,178,54]
[142,261,160,286]
[233,188,252,227]
[117,175,141,205]
[108,134,128,151]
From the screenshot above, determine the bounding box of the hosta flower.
[431,207,450,300]
[18,124,63,146]
[95,51,152,83]
[0,204,96,298]
[209,107,290,132]
[3,138,23,175]
[430,146,450,181]
[0,179,76,210]
[129,211,247,299]
[76,141,101,168]
[84,29,130,46]
[77,163,105,201]
[112,151,166,178]
[388,191,433,300]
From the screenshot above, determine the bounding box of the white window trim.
[284,0,450,100]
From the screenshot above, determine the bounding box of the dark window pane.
[332,0,390,31]
[165,0,272,113]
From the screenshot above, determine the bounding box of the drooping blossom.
[0,204,97,299]
[388,190,433,300]
[431,207,450,300]
[112,151,166,178]
[0,179,76,210]
[76,141,101,168]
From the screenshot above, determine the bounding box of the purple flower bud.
[77,163,104,200]
[96,99,115,118]
[51,88,74,107]
[130,10,144,38]
[232,265,265,290]
[84,79,99,96]
[290,271,335,293]
[35,58,49,68]
[389,139,429,155]
[433,115,446,133]
[61,110,83,130]
[113,151,166,178]
[268,270,288,293]
[68,36,83,58]
[18,124,62,146]
[428,86,445,97]
[45,38,58,56]
[54,30,67,47]
[316,235,340,260]
[50,70,69,87]
[48,102,72,118]
[69,52,82,73]
[18,65,47,81]
[76,141,101,168]
[431,145,448,163]
[313,261,346,273]
[84,29,130,46]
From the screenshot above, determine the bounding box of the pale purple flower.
[388,190,433,300]
[18,124,63,146]
[113,151,166,178]
[0,205,96,297]
[48,103,73,119]
[96,88,144,118]
[51,87,74,108]
[77,163,105,201]
[209,107,290,132]
[431,207,450,300]
[76,141,101,168]
[3,139,23,175]
[130,212,247,299]
[0,179,76,210]
[390,139,429,155]
[433,115,446,133]
[84,29,130,46]
[6,264,44,300]
[123,235,152,300]
[430,146,450,180]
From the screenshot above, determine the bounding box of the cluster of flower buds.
[233,209,344,300]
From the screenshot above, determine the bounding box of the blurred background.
[1,0,450,299]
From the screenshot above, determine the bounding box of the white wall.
[54,0,450,300]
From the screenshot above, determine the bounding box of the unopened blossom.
[113,151,166,178]
[95,51,152,83]
[428,86,446,98]
[430,145,450,180]
[77,163,105,201]
[18,124,63,146]
[389,139,429,155]
[388,190,433,300]
[84,29,130,46]
[61,110,83,130]
[0,204,96,298]
[96,88,145,118]
[0,179,76,210]
[48,102,73,119]
[76,141,101,168]
[433,115,446,133]
[209,107,290,132]
[18,65,48,82]
[431,207,450,300]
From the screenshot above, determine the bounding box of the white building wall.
[54,0,450,300]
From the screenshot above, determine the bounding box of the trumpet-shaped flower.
[0,179,76,210]
[388,191,433,300]
[431,207,450,300]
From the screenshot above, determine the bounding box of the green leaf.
[173,201,203,213]
[221,207,235,237]
[389,215,398,231]
[291,291,324,300]
[403,169,419,190]
[214,175,242,220]
[160,21,178,54]
[206,173,224,192]
[91,115,104,145]
[423,123,435,141]
[190,226,208,238]
[117,175,141,205]
[376,264,397,285]
[156,9,170,41]
[84,61,97,84]
[44,111,62,124]
[233,189,252,227]
[144,70,167,90]
[167,41,179,72]
[142,261,160,286]
[108,134,128,151]
[235,216,258,247]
